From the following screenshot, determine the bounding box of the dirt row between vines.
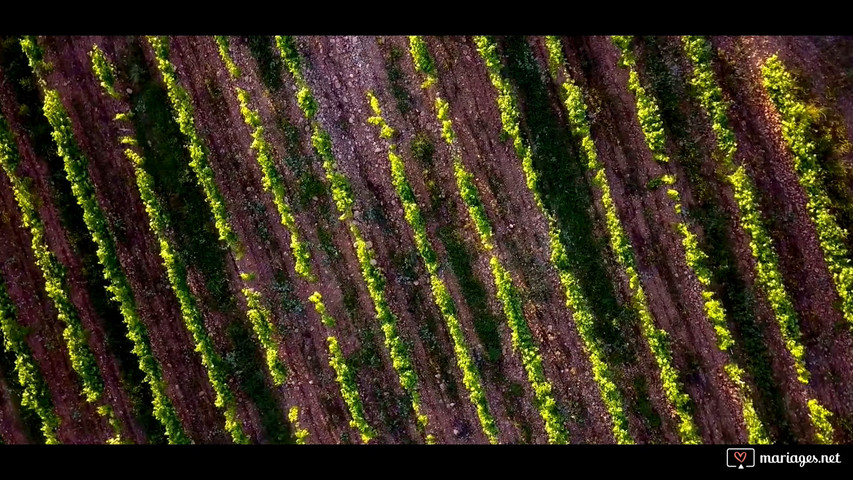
[0,350,29,443]
[412,35,615,443]
[709,36,853,442]
[0,137,106,443]
[294,35,493,443]
[39,35,241,443]
[168,36,357,444]
[225,35,428,444]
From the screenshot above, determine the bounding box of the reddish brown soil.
[709,36,853,442]
[225,36,425,444]
[2,35,852,444]
[167,36,357,444]
[0,362,29,443]
[293,35,494,443]
[373,35,549,444]
[424,35,646,444]
[0,159,107,443]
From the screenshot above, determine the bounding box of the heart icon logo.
[734,451,747,463]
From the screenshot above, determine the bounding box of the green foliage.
[489,257,568,444]
[326,336,376,443]
[682,35,834,442]
[0,106,104,407]
[229,82,314,282]
[611,36,669,164]
[761,55,853,332]
[150,36,290,404]
[808,399,835,444]
[408,36,436,88]
[366,92,395,140]
[0,278,61,444]
[288,406,310,444]
[453,159,494,250]
[213,36,241,78]
[366,92,500,443]
[89,45,119,99]
[473,35,637,445]
[275,36,318,121]
[308,291,335,328]
[146,36,241,255]
[226,321,292,443]
[19,36,50,77]
[243,287,287,386]
[435,97,456,145]
[724,363,767,444]
[276,35,433,441]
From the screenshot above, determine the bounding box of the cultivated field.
[0,35,852,444]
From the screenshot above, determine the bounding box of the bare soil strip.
[709,36,853,441]
[167,36,354,443]
[228,34,429,443]
[0,357,29,443]
[295,35,494,443]
[0,165,107,443]
[377,35,549,443]
[556,36,738,442]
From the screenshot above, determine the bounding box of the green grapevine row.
[552,36,767,443]
[89,45,119,100]
[31,41,141,444]
[0,277,60,444]
[214,36,241,79]
[288,406,310,444]
[214,36,314,282]
[275,35,434,443]
[145,37,240,253]
[147,36,289,397]
[324,333,375,443]
[366,90,499,443]
[93,44,251,443]
[215,37,374,443]
[761,55,853,332]
[4,39,122,442]
[681,35,835,443]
